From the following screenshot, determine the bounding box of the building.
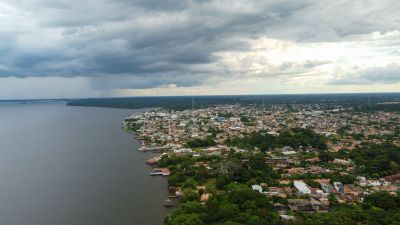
[287,199,328,212]
[333,182,344,193]
[252,185,263,193]
[382,174,400,183]
[320,183,334,193]
[294,180,311,194]
[333,158,353,166]
[265,157,289,165]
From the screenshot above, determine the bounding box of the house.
[372,186,399,192]
[273,203,289,215]
[320,183,334,193]
[279,179,291,185]
[294,180,311,194]
[201,193,210,202]
[287,198,328,212]
[252,185,263,193]
[333,182,344,193]
[286,167,306,175]
[333,158,353,166]
[280,146,294,152]
[344,184,364,196]
[382,173,400,183]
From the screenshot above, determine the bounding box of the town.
[123,103,400,225]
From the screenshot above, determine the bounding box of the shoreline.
[122,127,175,211]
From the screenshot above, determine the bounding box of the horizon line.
[1,91,400,102]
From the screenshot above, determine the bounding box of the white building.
[252,185,263,193]
[294,180,311,194]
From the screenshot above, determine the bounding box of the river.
[0,101,169,225]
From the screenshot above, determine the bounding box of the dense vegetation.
[349,144,400,177]
[167,193,400,225]
[165,189,279,225]
[158,153,279,189]
[186,138,217,148]
[354,103,400,112]
[124,119,142,132]
[226,128,327,151]
[66,93,400,111]
[155,134,400,225]
[162,150,400,225]
[294,192,400,225]
[319,144,400,177]
[162,153,280,225]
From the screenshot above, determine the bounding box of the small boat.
[164,198,173,207]
[150,169,163,176]
[150,168,170,176]
[146,159,157,165]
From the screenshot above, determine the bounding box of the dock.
[139,146,169,152]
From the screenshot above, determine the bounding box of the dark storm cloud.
[1,0,400,89]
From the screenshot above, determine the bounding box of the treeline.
[354,103,400,112]
[67,96,248,110]
[66,93,400,110]
[225,128,327,151]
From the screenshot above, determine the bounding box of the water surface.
[0,102,169,225]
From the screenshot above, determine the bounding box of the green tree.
[364,191,399,210]
[166,213,202,225]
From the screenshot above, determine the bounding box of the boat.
[145,159,157,165]
[164,198,173,207]
[139,146,168,152]
[150,168,170,176]
[150,169,163,176]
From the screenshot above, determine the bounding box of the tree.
[216,174,231,190]
[166,213,202,225]
[328,193,338,206]
[186,138,216,148]
[363,192,399,210]
[249,154,267,171]
[222,222,243,225]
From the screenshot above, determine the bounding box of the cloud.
[0,0,399,93]
[0,76,92,100]
[329,64,400,85]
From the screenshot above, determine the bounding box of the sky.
[0,0,400,99]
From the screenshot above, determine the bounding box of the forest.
[66,93,400,111]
